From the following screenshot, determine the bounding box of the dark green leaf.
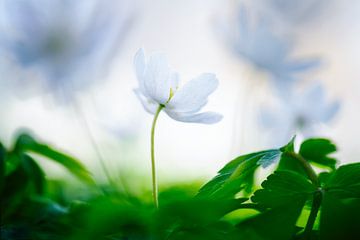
[14,133,94,184]
[197,150,276,199]
[319,163,360,239]
[320,194,360,240]
[234,201,305,240]
[299,138,337,169]
[21,154,46,195]
[0,143,5,193]
[251,171,315,208]
[324,163,360,199]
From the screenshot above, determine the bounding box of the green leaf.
[0,143,5,193]
[234,201,306,240]
[299,138,337,170]
[21,154,46,195]
[319,163,360,239]
[320,194,360,240]
[197,150,276,199]
[251,171,316,209]
[280,136,296,153]
[257,150,281,168]
[14,133,94,184]
[324,163,360,199]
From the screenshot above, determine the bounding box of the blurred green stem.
[71,101,114,185]
[151,105,163,208]
[305,190,323,239]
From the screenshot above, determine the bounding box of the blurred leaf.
[21,154,46,195]
[251,171,316,209]
[1,162,30,221]
[15,133,93,184]
[0,142,5,193]
[70,196,152,240]
[197,150,276,199]
[156,198,246,240]
[299,138,337,170]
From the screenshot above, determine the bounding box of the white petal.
[322,101,340,122]
[167,73,218,113]
[143,53,174,104]
[134,48,146,94]
[134,89,158,114]
[165,110,223,124]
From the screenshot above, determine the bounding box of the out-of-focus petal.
[134,48,147,95]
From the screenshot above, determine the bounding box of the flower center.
[166,87,175,103]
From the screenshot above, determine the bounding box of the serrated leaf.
[14,133,94,184]
[299,138,337,170]
[234,201,305,240]
[197,150,276,199]
[251,171,316,208]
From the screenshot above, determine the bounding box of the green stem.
[287,152,320,187]
[287,151,322,239]
[151,105,163,208]
[304,190,323,239]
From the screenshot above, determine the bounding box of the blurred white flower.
[220,6,319,87]
[259,83,340,145]
[134,49,222,124]
[0,0,134,102]
[252,0,330,27]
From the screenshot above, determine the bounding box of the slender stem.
[151,105,163,208]
[287,151,322,239]
[287,152,320,187]
[71,101,114,185]
[304,190,323,239]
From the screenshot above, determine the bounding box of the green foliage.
[1,132,360,239]
[251,171,315,208]
[299,138,337,170]
[14,133,94,184]
[197,150,278,199]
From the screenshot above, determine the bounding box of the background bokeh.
[1,0,359,184]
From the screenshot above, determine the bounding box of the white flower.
[259,83,340,145]
[0,0,133,102]
[134,49,222,124]
[254,0,330,27]
[220,6,319,86]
